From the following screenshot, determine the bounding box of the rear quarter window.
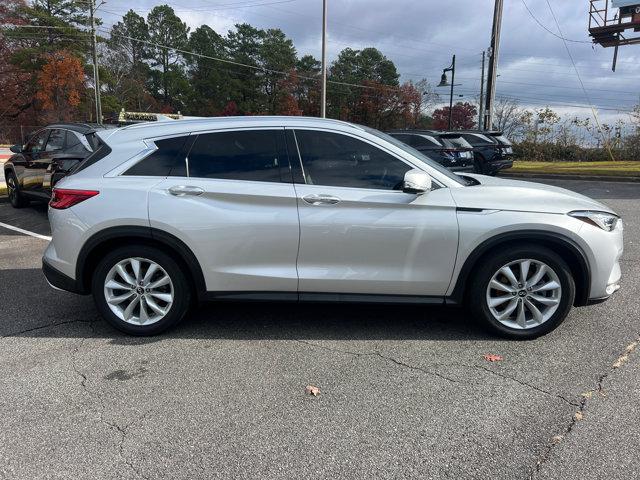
[493,135,512,146]
[72,138,112,174]
[124,136,189,177]
[462,134,495,146]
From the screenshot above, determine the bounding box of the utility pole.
[448,55,456,130]
[478,50,486,130]
[484,0,504,131]
[89,0,102,124]
[320,0,328,118]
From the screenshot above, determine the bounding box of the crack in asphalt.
[295,339,582,407]
[472,365,580,407]
[0,319,92,339]
[528,335,640,480]
[294,339,460,384]
[69,320,152,480]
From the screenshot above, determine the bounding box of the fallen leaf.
[305,385,320,397]
[552,435,564,444]
[483,354,503,362]
[574,411,583,421]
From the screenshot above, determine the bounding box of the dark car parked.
[4,123,113,208]
[387,130,475,173]
[457,130,514,176]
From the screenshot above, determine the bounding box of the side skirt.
[203,291,456,306]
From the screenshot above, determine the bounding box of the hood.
[450,174,617,215]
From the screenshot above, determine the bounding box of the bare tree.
[492,97,527,138]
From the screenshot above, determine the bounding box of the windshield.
[363,126,466,186]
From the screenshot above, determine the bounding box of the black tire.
[91,245,192,335]
[473,155,485,174]
[468,244,575,339]
[6,171,29,208]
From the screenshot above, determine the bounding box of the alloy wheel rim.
[486,259,562,330]
[104,257,174,326]
[7,177,16,202]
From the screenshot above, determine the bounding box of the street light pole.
[320,0,328,118]
[438,56,457,130]
[89,0,102,124]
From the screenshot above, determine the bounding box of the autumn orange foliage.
[36,50,85,115]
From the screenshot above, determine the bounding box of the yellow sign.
[118,109,183,123]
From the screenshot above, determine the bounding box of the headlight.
[569,210,619,231]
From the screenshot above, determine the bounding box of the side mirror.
[403,169,432,195]
[10,144,23,154]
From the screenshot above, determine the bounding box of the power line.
[520,0,592,44]
[544,0,615,159]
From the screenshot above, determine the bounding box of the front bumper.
[42,258,83,294]
[487,159,513,173]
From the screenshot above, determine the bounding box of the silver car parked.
[42,117,623,338]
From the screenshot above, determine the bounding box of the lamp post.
[437,55,459,130]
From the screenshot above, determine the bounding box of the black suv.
[457,131,514,176]
[387,130,474,173]
[4,123,112,208]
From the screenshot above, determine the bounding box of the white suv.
[42,117,623,338]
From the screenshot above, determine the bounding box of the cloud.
[102,0,639,121]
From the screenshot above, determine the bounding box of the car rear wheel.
[469,245,575,339]
[6,171,29,208]
[92,246,191,335]
[473,155,485,174]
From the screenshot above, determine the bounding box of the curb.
[500,172,640,183]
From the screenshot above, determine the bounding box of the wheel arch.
[4,163,18,181]
[76,226,207,300]
[450,230,591,307]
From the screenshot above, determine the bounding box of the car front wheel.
[469,245,576,339]
[6,171,29,208]
[92,246,191,335]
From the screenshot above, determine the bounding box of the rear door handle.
[168,185,205,197]
[302,194,341,205]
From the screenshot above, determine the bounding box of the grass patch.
[511,160,640,177]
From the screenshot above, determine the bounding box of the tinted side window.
[65,131,90,155]
[413,135,441,148]
[45,129,66,152]
[125,136,188,177]
[188,130,283,182]
[390,134,414,145]
[462,134,493,146]
[25,130,49,154]
[72,138,112,174]
[295,130,411,190]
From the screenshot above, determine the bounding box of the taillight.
[50,188,99,209]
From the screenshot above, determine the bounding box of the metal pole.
[448,55,455,130]
[484,0,504,130]
[320,0,328,118]
[90,0,102,124]
[478,51,486,130]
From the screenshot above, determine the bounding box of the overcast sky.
[99,0,640,125]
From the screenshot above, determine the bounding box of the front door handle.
[169,185,205,197]
[302,194,341,205]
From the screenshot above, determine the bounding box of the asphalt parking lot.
[0,178,638,480]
